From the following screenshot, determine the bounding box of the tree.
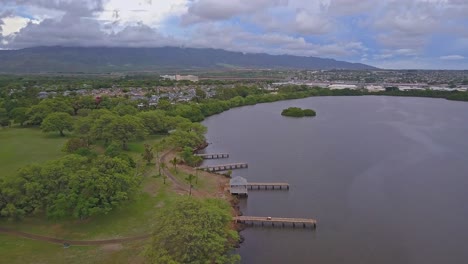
[113,104,138,116]
[146,197,240,264]
[74,116,93,145]
[170,157,178,172]
[137,110,171,134]
[0,108,9,127]
[180,147,203,167]
[91,113,116,144]
[29,98,74,125]
[69,96,95,115]
[154,140,166,159]
[41,112,74,136]
[10,107,29,126]
[105,142,122,157]
[0,154,139,220]
[160,162,167,184]
[108,115,146,150]
[142,144,154,164]
[194,88,206,102]
[185,174,196,196]
[173,104,204,122]
[63,138,88,153]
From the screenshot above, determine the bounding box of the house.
[230,176,248,196]
[38,91,49,99]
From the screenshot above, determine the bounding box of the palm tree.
[185,174,196,196]
[170,157,178,172]
[195,168,200,184]
[160,162,167,184]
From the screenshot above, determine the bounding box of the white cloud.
[293,10,333,35]
[98,0,188,28]
[181,0,287,24]
[440,55,465,60]
[0,16,39,36]
[1,0,468,69]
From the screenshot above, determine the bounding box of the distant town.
[11,70,467,106]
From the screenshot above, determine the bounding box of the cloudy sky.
[0,0,467,69]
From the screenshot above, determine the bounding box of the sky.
[0,0,467,69]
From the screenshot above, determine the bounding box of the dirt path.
[159,150,229,198]
[0,149,228,246]
[159,149,190,193]
[0,227,150,246]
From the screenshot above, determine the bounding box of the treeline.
[0,94,208,220]
[0,155,138,219]
[378,89,468,102]
[0,74,256,92]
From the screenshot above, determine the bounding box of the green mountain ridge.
[0,46,377,73]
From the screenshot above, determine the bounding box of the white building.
[161,75,176,80]
[365,85,386,92]
[328,84,358,90]
[398,85,425,91]
[176,75,199,82]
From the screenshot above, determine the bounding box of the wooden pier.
[195,153,229,159]
[247,182,289,190]
[198,163,248,172]
[234,216,317,229]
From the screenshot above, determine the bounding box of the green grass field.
[0,128,176,263]
[0,127,68,179]
[0,234,147,264]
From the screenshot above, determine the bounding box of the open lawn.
[0,234,147,264]
[0,129,229,264]
[0,133,171,239]
[0,130,179,263]
[0,127,67,179]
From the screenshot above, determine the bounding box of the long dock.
[234,216,317,229]
[247,182,289,190]
[198,163,248,172]
[195,153,229,159]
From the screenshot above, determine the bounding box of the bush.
[105,142,122,157]
[63,138,88,153]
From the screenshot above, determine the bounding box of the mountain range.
[0,46,377,73]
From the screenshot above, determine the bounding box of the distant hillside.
[0,46,377,73]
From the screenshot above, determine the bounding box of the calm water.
[201,96,468,264]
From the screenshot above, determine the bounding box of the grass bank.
[0,127,67,179]
[0,128,233,263]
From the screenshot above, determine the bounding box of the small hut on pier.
[230,176,248,196]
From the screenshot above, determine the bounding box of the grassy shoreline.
[2,91,468,263]
[0,127,234,263]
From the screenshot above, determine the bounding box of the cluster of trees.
[0,154,138,220]
[146,197,240,264]
[281,107,316,117]
[180,147,203,167]
[0,93,210,221]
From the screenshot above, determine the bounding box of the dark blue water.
[202,96,468,264]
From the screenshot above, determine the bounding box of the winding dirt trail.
[0,151,179,246]
[0,150,226,246]
[0,227,150,245]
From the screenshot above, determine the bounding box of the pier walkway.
[198,163,248,172]
[234,216,317,228]
[247,182,289,190]
[195,153,229,159]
